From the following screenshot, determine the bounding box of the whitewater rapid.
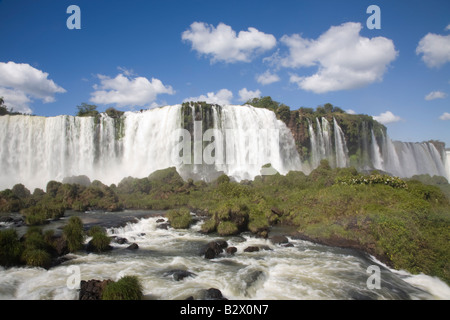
[0,214,448,300]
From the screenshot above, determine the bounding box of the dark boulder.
[79,279,112,300]
[53,235,69,256]
[244,246,260,253]
[199,288,228,300]
[270,235,289,245]
[164,269,196,281]
[201,240,228,259]
[0,216,13,223]
[226,247,237,255]
[156,223,170,230]
[110,236,128,245]
[126,243,139,250]
[156,218,165,223]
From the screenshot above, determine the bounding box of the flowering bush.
[336,174,408,189]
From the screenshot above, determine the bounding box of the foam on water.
[1,216,447,300]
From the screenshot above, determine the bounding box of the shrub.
[63,216,85,252]
[217,221,239,236]
[21,249,51,269]
[0,229,23,267]
[102,276,143,300]
[200,218,217,233]
[87,226,111,253]
[167,208,192,229]
[337,174,408,189]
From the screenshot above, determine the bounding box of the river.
[0,211,449,300]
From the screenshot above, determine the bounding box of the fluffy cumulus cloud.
[238,88,261,102]
[416,33,450,68]
[182,22,276,63]
[184,89,233,105]
[275,22,397,93]
[373,111,402,124]
[440,112,450,120]
[425,91,447,101]
[256,70,280,85]
[0,61,66,113]
[90,73,174,108]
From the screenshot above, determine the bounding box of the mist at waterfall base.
[0,104,448,191]
[1,212,449,300]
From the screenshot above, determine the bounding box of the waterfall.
[307,117,348,169]
[333,118,349,168]
[445,151,450,182]
[370,129,384,170]
[0,104,302,190]
[377,131,448,179]
[1,105,448,191]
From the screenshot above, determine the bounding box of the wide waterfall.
[0,104,448,190]
[0,104,302,190]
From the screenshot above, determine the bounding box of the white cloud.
[416,33,450,68]
[445,24,450,31]
[238,88,261,102]
[90,73,174,108]
[256,70,280,85]
[425,91,447,101]
[0,87,32,114]
[184,89,233,105]
[439,112,450,120]
[0,61,65,113]
[346,109,357,115]
[277,22,397,93]
[182,22,276,63]
[373,111,402,124]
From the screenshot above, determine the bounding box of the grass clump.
[63,216,85,252]
[167,208,192,229]
[217,221,239,236]
[102,276,143,300]
[0,229,23,267]
[87,226,111,253]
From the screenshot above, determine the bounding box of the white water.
[378,133,449,180]
[445,151,450,182]
[370,130,384,170]
[333,118,349,168]
[307,117,348,169]
[0,214,448,300]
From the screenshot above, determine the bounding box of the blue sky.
[0,0,449,145]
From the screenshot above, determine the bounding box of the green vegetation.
[0,226,67,269]
[167,208,192,229]
[63,216,85,252]
[76,103,99,117]
[87,226,111,252]
[0,229,23,267]
[101,276,143,300]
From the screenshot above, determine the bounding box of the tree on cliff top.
[76,103,99,117]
